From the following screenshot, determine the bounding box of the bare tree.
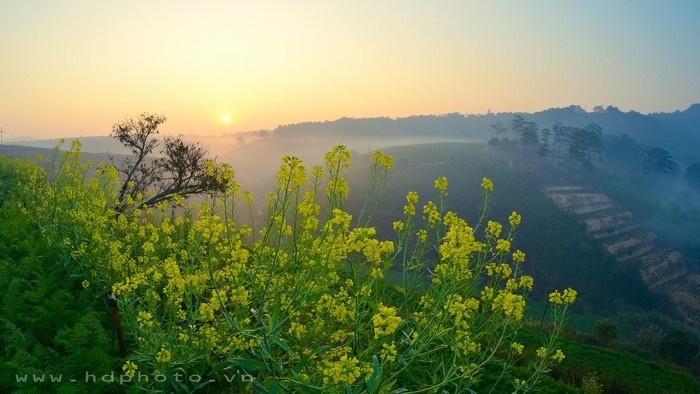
[110,113,224,212]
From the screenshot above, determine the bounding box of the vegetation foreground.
[0,141,697,393]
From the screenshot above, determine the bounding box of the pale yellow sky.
[1,1,699,140]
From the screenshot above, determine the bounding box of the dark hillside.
[345,142,664,316]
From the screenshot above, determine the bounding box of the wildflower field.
[0,143,577,393]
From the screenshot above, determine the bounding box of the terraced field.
[544,185,698,326]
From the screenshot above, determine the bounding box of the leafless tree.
[110,113,224,212]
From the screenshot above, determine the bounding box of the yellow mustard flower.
[481,177,494,191]
[319,354,361,386]
[423,201,441,227]
[519,276,534,291]
[549,287,577,305]
[511,342,524,354]
[496,239,511,253]
[155,348,171,364]
[512,250,526,263]
[416,229,428,243]
[552,349,566,363]
[136,311,154,328]
[122,361,138,378]
[536,346,548,359]
[509,211,522,227]
[372,304,402,339]
[371,150,394,170]
[380,342,398,363]
[434,176,448,194]
[562,288,577,304]
[486,220,503,238]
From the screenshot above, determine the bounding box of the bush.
[0,153,120,392]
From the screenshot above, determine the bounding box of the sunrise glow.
[0,1,699,139]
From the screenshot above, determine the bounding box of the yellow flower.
[519,276,534,291]
[511,342,524,354]
[481,177,494,191]
[277,155,307,190]
[562,288,577,304]
[324,145,351,170]
[122,361,138,378]
[403,191,418,216]
[288,322,308,340]
[434,176,448,194]
[423,201,441,227]
[480,286,494,301]
[327,178,350,199]
[372,304,402,339]
[486,220,502,238]
[155,348,171,363]
[512,250,526,263]
[392,221,404,232]
[536,346,548,359]
[492,290,525,320]
[496,239,511,253]
[81,280,90,289]
[552,349,566,363]
[509,211,522,227]
[380,342,398,363]
[549,290,562,304]
[319,354,361,386]
[549,288,577,305]
[136,311,154,328]
[371,150,394,170]
[416,229,428,243]
[311,165,323,179]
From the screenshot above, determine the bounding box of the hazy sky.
[1,1,699,140]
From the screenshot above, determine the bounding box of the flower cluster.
[549,288,578,305]
[372,304,402,339]
[371,150,394,170]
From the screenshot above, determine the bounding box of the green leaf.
[269,335,294,355]
[365,355,382,393]
[228,357,268,374]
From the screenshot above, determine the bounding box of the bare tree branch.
[109,113,225,212]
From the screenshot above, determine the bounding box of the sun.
[222,114,231,124]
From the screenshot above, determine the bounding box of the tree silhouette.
[641,148,677,178]
[511,115,539,153]
[582,123,603,159]
[490,120,509,136]
[511,115,527,143]
[567,127,588,164]
[552,121,570,165]
[537,128,551,158]
[110,113,225,212]
[567,124,603,167]
[520,120,540,151]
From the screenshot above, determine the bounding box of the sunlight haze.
[1,0,699,140]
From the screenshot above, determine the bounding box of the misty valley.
[2,105,700,393]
